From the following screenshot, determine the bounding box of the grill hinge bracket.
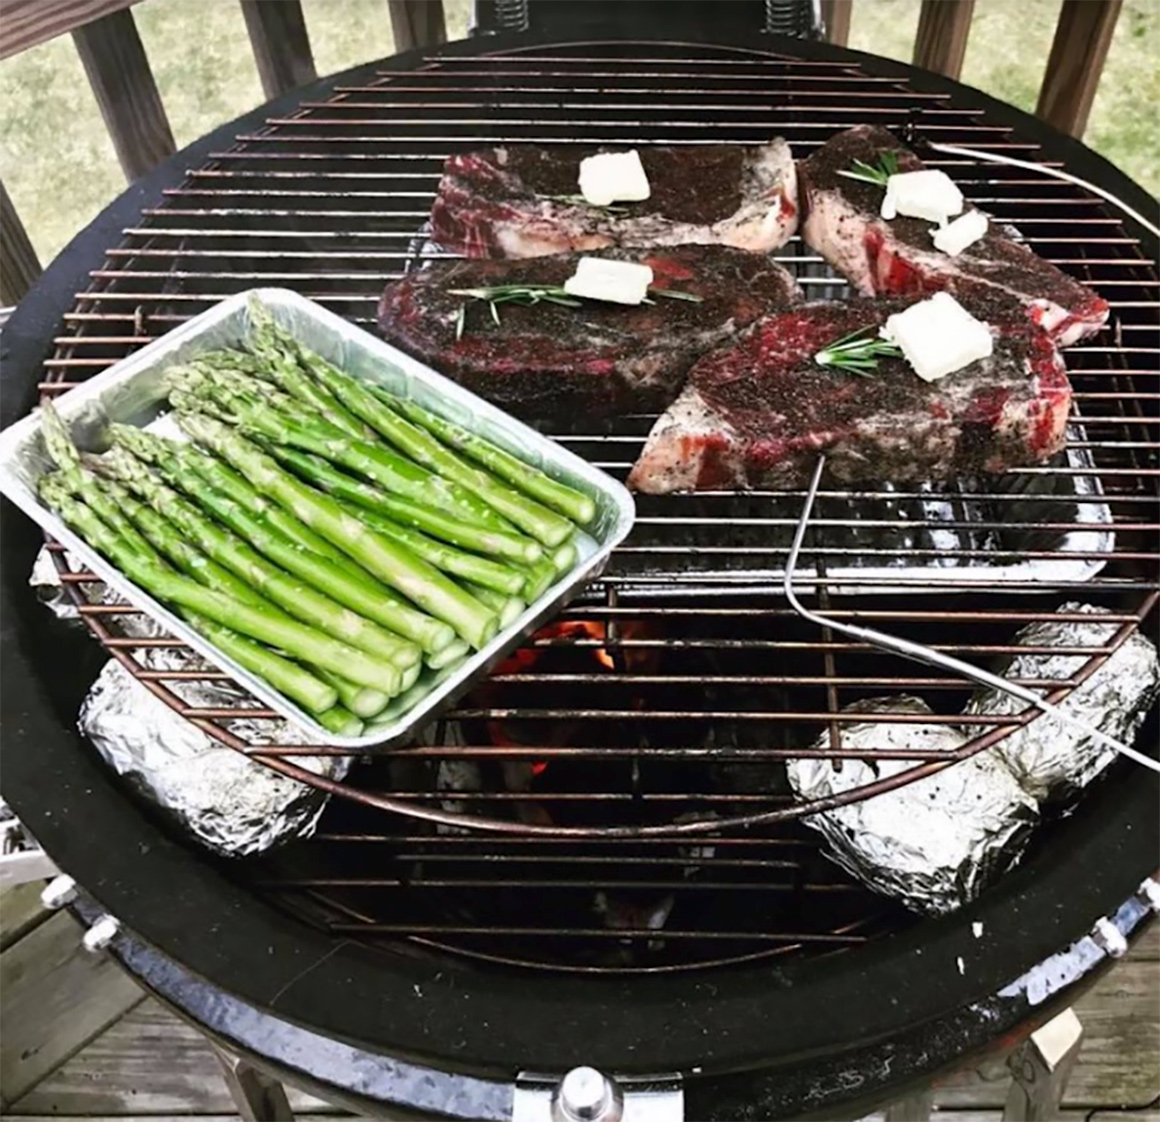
[514,1068,683,1122]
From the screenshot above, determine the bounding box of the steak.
[378,246,802,421]
[429,142,798,258]
[627,291,1072,493]
[798,126,1109,347]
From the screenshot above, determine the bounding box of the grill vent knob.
[554,1066,623,1122]
[82,914,120,954]
[1090,916,1128,959]
[41,874,77,910]
[1138,877,1160,914]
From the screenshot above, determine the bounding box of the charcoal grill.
[2,22,1157,1122]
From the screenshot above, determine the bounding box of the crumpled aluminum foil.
[963,602,1160,803]
[786,696,1038,916]
[33,545,348,857]
[79,658,349,858]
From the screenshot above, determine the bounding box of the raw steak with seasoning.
[627,292,1072,493]
[429,142,799,258]
[798,126,1109,347]
[378,246,802,421]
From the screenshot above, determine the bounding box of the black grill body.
[1,25,1156,1118]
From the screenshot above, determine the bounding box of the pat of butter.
[881,291,993,382]
[932,209,989,256]
[563,257,654,305]
[881,169,964,224]
[578,150,651,206]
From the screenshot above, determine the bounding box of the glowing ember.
[492,620,615,677]
[483,620,617,760]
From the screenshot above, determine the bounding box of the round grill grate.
[40,38,1159,973]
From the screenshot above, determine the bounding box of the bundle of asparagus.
[36,297,599,736]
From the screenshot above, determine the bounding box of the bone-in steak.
[378,246,801,422]
[627,292,1072,493]
[798,126,1109,347]
[430,142,799,258]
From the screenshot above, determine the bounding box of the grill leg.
[884,1088,935,1121]
[1002,1008,1085,1121]
[212,1044,296,1122]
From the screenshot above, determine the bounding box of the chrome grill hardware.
[36,39,1159,974]
[41,874,79,910]
[1089,916,1128,959]
[514,1069,682,1122]
[1138,877,1160,914]
[81,914,121,954]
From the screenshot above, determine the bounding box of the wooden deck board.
[1,912,143,1109]
[11,1002,340,1116]
[0,881,51,952]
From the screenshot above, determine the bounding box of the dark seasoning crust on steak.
[430,141,799,259]
[382,132,1114,494]
[378,246,802,421]
[627,289,1072,493]
[798,126,1110,347]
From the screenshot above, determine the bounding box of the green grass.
[849,0,1159,191]
[0,0,1154,271]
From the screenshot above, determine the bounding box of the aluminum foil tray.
[0,288,635,749]
[614,438,1113,599]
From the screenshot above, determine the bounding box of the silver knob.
[555,1067,622,1122]
[41,874,77,910]
[1138,877,1160,914]
[1091,916,1127,959]
[82,914,120,953]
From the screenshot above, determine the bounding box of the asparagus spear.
[551,538,579,576]
[314,704,365,737]
[299,359,575,547]
[463,583,526,628]
[514,553,559,601]
[173,372,515,540]
[313,667,390,719]
[426,638,470,670]
[41,403,159,557]
[44,414,367,725]
[99,447,418,668]
[180,609,339,715]
[110,428,455,657]
[39,476,402,695]
[365,659,469,731]
[271,447,542,565]
[94,471,395,711]
[244,298,373,439]
[177,414,499,650]
[331,498,526,595]
[385,392,597,526]
[110,425,379,584]
[136,443,443,663]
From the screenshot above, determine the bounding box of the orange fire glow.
[492,620,616,677]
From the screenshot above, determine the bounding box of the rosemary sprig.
[814,327,903,377]
[449,283,703,339]
[836,151,900,188]
[539,193,633,215]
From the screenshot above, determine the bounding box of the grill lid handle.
[514,1069,682,1122]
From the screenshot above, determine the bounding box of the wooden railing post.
[821,0,853,47]
[0,180,43,307]
[387,0,447,53]
[71,7,176,181]
[0,0,140,60]
[912,0,975,80]
[1036,0,1123,138]
[240,0,316,100]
